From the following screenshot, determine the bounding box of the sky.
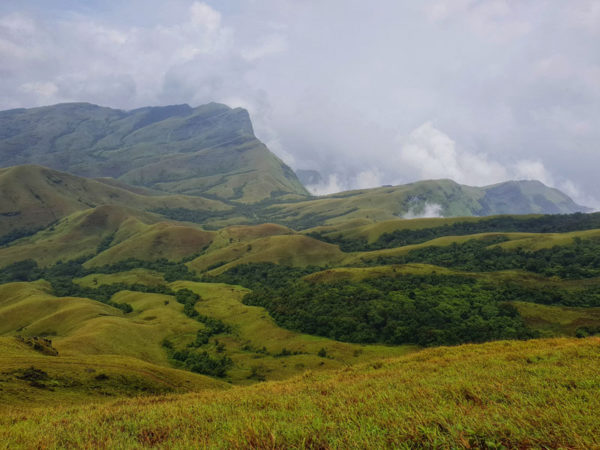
[0,0,599,207]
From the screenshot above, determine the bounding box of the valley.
[1,102,599,448]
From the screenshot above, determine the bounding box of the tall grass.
[2,337,599,448]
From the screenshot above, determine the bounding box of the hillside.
[2,194,600,446]
[0,103,308,202]
[2,337,599,448]
[256,179,589,230]
[0,164,231,238]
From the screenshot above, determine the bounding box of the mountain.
[257,178,590,229]
[0,102,308,202]
[0,164,589,242]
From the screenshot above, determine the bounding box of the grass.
[513,301,600,336]
[86,222,214,267]
[168,281,413,384]
[188,234,346,275]
[1,337,599,448]
[0,165,230,239]
[75,269,166,288]
[0,337,226,408]
[341,232,536,265]
[0,276,414,400]
[303,263,456,283]
[495,228,600,251]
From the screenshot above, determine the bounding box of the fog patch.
[402,202,444,219]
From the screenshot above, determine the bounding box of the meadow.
[1,337,598,448]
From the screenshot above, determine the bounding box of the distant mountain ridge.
[0,102,590,228]
[0,102,308,202]
[0,165,589,243]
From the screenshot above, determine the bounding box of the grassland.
[1,337,598,448]
[0,272,413,405]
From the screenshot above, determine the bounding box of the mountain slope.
[0,102,308,202]
[0,165,230,238]
[2,337,598,448]
[262,179,588,230]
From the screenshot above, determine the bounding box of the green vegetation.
[214,263,535,346]
[0,103,308,202]
[1,337,599,448]
[310,211,600,251]
[368,235,600,279]
[1,102,600,447]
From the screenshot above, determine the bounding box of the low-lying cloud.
[402,203,444,219]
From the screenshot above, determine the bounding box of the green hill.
[0,103,308,202]
[2,337,599,448]
[260,179,588,230]
[0,164,231,239]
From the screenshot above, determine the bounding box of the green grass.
[0,275,414,400]
[513,301,600,336]
[1,337,599,448]
[341,232,536,265]
[0,337,227,407]
[167,280,413,384]
[188,234,345,275]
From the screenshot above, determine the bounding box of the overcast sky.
[1,1,598,206]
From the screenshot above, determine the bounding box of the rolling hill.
[258,178,589,230]
[0,164,231,238]
[0,102,597,448]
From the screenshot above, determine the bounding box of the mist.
[0,0,598,207]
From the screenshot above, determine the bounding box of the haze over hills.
[0,102,308,203]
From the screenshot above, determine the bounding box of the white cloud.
[391,121,598,208]
[0,1,598,206]
[19,81,58,97]
[396,122,508,186]
[567,0,600,35]
[306,174,346,196]
[355,169,383,189]
[190,2,222,33]
[426,0,531,42]
[403,203,444,219]
[513,160,554,186]
[241,34,287,61]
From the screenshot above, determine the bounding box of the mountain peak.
[0,102,307,202]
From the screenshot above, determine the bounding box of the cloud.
[306,174,346,196]
[190,1,222,32]
[426,0,531,42]
[241,33,287,61]
[0,2,276,111]
[0,1,598,208]
[402,203,444,219]
[395,122,508,186]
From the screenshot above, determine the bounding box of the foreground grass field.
[1,337,598,448]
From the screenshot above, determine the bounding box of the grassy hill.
[260,179,588,230]
[0,163,590,243]
[0,165,231,238]
[0,103,308,202]
[2,337,599,448]
[0,160,598,446]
